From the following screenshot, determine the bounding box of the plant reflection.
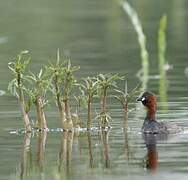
[36,132,47,175]
[159,66,168,112]
[143,134,158,173]
[58,131,74,178]
[123,110,130,161]
[20,133,32,180]
[143,134,167,174]
[19,132,47,179]
[87,132,94,168]
[100,130,110,168]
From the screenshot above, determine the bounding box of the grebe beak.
[137,96,145,102]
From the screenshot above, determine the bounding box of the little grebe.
[137,91,181,134]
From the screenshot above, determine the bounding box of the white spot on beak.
[141,97,145,102]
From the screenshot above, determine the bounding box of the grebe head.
[137,91,156,107]
[137,91,157,120]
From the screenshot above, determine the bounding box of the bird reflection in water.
[143,133,167,174]
[143,134,158,173]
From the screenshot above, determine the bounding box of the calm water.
[0,0,188,179]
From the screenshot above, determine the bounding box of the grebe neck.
[146,109,156,121]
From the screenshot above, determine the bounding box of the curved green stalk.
[158,15,168,112]
[120,1,149,90]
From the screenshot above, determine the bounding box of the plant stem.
[63,73,73,130]
[121,1,149,90]
[21,104,31,131]
[64,99,71,121]
[54,74,65,127]
[102,87,107,113]
[87,96,92,130]
[63,99,73,130]
[36,98,42,129]
[16,70,31,132]
[40,101,48,130]
[36,97,48,130]
[124,103,128,131]
[101,87,107,127]
[64,75,70,120]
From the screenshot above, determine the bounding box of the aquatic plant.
[8,51,141,132]
[114,81,140,112]
[79,77,98,130]
[26,69,50,130]
[114,81,140,130]
[46,51,80,130]
[158,14,168,108]
[8,51,32,132]
[120,1,149,90]
[74,94,84,114]
[158,15,167,72]
[97,74,123,128]
[46,52,65,128]
[63,60,80,129]
[73,94,86,128]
